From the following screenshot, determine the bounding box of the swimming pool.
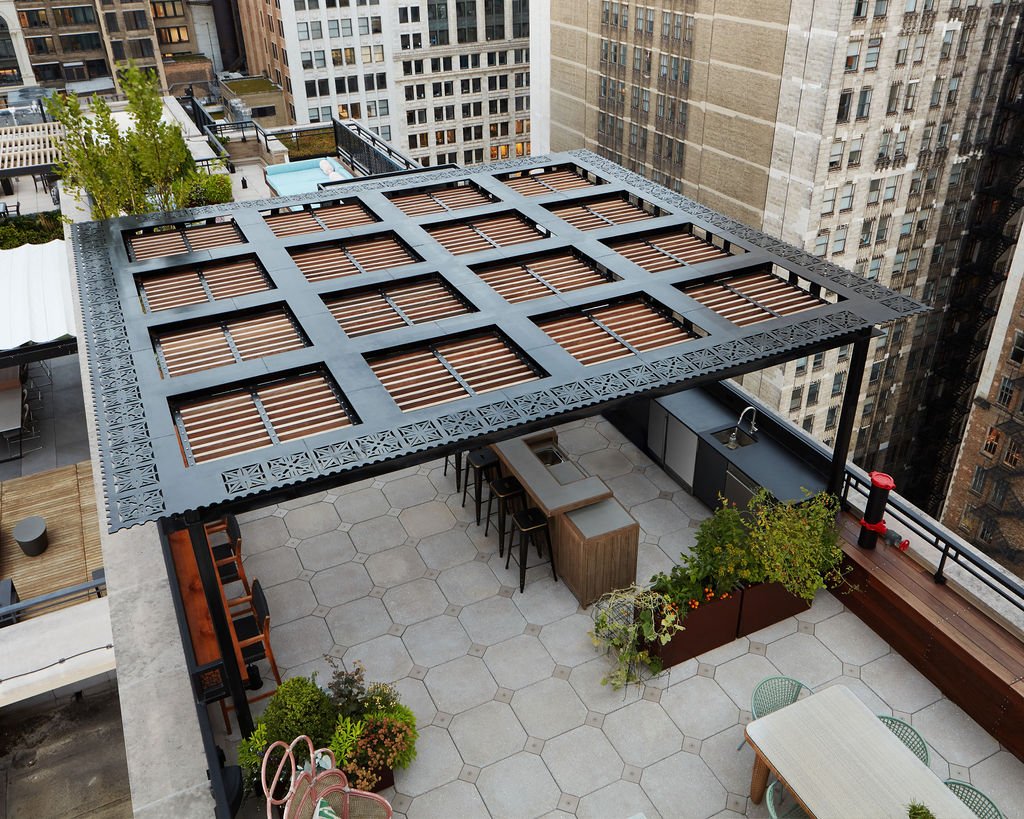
[265,157,352,196]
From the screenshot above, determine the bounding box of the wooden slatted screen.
[499,167,596,197]
[475,252,610,303]
[156,309,306,377]
[128,221,244,261]
[610,231,730,271]
[427,213,542,255]
[547,196,654,231]
[325,278,470,337]
[262,201,376,237]
[369,332,539,411]
[176,372,351,463]
[138,257,271,313]
[538,301,695,365]
[389,183,492,216]
[290,234,419,282]
[684,272,825,326]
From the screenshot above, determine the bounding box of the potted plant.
[738,488,845,635]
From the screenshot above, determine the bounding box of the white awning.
[0,239,76,352]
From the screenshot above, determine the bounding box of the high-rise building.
[235,0,531,166]
[536,1,1021,491]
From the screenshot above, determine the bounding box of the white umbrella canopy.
[0,239,76,354]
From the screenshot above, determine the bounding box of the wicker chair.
[944,780,1004,819]
[877,715,930,765]
[262,735,393,819]
[738,676,811,750]
[765,781,809,819]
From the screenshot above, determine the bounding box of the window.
[896,36,909,65]
[826,407,838,429]
[846,40,861,71]
[55,5,96,24]
[887,83,901,114]
[807,381,820,406]
[940,29,954,59]
[829,140,845,170]
[979,517,996,543]
[930,77,944,107]
[832,226,848,254]
[18,9,49,26]
[969,466,986,495]
[837,90,852,122]
[61,32,104,50]
[913,33,927,62]
[429,0,450,45]
[802,416,814,433]
[124,10,149,30]
[867,178,881,205]
[873,0,888,15]
[839,183,855,211]
[790,387,803,412]
[1011,331,1024,364]
[456,0,478,42]
[867,257,881,280]
[848,137,863,166]
[1005,439,1022,468]
[875,214,890,243]
[795,357,808,376]
[992,478,1009,506]
[983,427,1001,455]
[947,76,959,105]
[814,233,828,257]
[861,218,874,246]
[996,377,1014,407]
[813,352,825,371]
[831,372,845,396]
[822,187,837,214]
[512,0,528,37]
[856,87,872,118]
[904,80,918,110]
[485,0,505,40]
[853,0,868,16]
[884,176,899,201]
[865,37,881,70]
[157,25,190,44]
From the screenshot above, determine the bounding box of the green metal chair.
[944,780,1004,819]
[766,780,809,819]
[877,715,930,765]
[738,676,811,750]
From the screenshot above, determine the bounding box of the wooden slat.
[291,235,417,282]
[611,232,730,271]
[539,314,630,365]
[138,258,270,313]
[264,202,375,236]
[428,214,541,254]
[178,392,271,463]
[390,184,491,216]
[549,197,653,230]
[185,222,243,251]
[500,168,595,197]
[593,302,693,352]
[257,375,351,441]
[138,269,208,312]
[685,272,823,326]
[203,258,272,301]
[230,312,305,362]
[476,252,609,304]
[370,350,467,411]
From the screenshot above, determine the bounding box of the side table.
[14,516,48,556]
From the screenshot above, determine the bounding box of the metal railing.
[331,117,419,176]
[0,575,106,622]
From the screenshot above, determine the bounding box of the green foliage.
[326,656,367,718]
[172,170,233,208]
[0,211,64,250]
[46,63,232,218]
[278,129,337,160]
[747,488,845,603]
[237,723,269,784]
[344,716,417,790]
[362,682,400,715]
[328,716,364,768]
[907,802,937,819]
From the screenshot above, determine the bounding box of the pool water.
[266,157,352,196]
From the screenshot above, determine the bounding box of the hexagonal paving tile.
[912,698,1000,767]
[334,487,390,524]
[795,589,844,623]
[636,542,675,584]
[383,475,436,509]
[310,562,372,607]
[699,723,759,797]
[383,578,449,625]
[406,779,487,818]
[437,560,500,606]
[282,654,334,684]
[510,677,587,741]
[660,675,739,739]
[365,546,427,588]
[606,472,660,509]
[815,676,891,716]
[567,657,642,715]
[393,677,436,728]
[279,492,326,510]
[263,579,318,626]
[269,615,334,668]
[424,655,497,714]
[765,632,843,688]
[417,527,477,570]
[484,634,555,690]
[449,701,526,767]
[477,752,561,818]
[557,426,609,455]
[242,546,301,588]
[578,447,634,479]
[399,500,457,540]
[394,726,464,798]
[968,750,1024,816]
[814,611,890,666]
[295,530,355,571]
[459,596,527,646]
[861,652,942,714]
[325,596,392,647]
[284,502,340,540]
[603,699,684,767]
[239,515,289,554]
[630,498,689,537]
[347,515,408,556]
[658,526,698,560]
[402,615,471,668]
[539,613,601,668]
[641,750,727,819]
[512,577,580,625]
[344,635,412,682]
[714,653,783,710]
[577,780,662,819]
[542,725,622,796]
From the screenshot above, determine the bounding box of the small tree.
[47,63,229,218]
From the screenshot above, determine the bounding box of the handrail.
[0,576,106,620]
[840,465,1024,615]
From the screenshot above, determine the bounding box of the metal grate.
[289,234,420,282]
[609,229,731,271]
[325,277,471,337]
[127,220,244,261]
[175,371,352,463]
[155,308,306,377]
[547,195,655,231]
[369,331,539,411]
[137,257,272,313]
[683,271,827,326]
[538,300,696,365]
[261,200,377,237]
[475,251,612,303]
[498,165,597,197]
[427,213,544,255]
[388,182,492,216]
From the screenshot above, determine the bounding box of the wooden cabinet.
[558,499,639,606]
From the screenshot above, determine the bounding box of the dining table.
[744,684,975,818]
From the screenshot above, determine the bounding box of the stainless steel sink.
[712,427,758,449]
[533,446,564,466]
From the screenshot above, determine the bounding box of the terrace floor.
[226,415,1024,819]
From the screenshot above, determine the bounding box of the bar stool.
[461,448,499,525]
[485,474,525,557]
[507,507,557,593]
[443,450,464,492]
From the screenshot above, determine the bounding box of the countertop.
[657,390,826,503]
[492,437,611,516]
[566,498,636,538]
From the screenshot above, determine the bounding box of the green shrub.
[0,211,64,250]
[907,802,936,819]
[174,171,234,207]
[328,716,364,768]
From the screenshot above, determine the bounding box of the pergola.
[0,120,62,179]
[71,150,924,747]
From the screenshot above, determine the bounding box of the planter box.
[737,582,809,637]
[648,593,742,668]
[372,766,395,793]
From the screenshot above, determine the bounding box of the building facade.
[538,0,1021,490]
[235,0,530,166]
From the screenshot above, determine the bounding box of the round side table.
[14,515,48,557]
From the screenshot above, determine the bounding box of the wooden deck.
[0,463,103,617]
[838,513,1024,762]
